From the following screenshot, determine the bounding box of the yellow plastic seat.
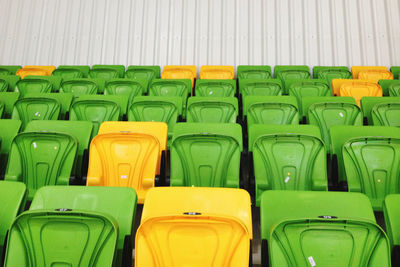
[358,70,393,83]
[161,65,197,89]
[333,79,382,106]
[135,187,253,267]
[200,66,235,80]
[352,66,389,79]
[17,66,56,78]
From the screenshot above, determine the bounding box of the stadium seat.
[379,79,400,96]
[52,65,90,78]
[383,194,400,261]
[149,79,191,111]
[3,209,117,267]
[200,65,235,79]
[0,120,21,177]
[0,181,26,263]
[303,96,362,152]
[243,96,299,127]
[0,75,20,91]
[24,75,62,91]
[128,96,181,146]
[90,64,125,79]
[29,186,137,266]
[286,79,330,114]
[186,96,238,123]
[0,92,19,118]
[313,66,352,84]
[390,66,400,79]
[69,95,125,138]
[11,98,61,129]
[4,132,78,200]
[60,78,99,97]
[352,66,391,82]
[330,125,400,210]
[332,79,382,106]
[23,92,74,119]
[239,78,283,97]
[125,65,161,85]
[162,65,197,88]
[16,65,56,78]
[0,65,22,75]
[194,79,236,97]
[274,65,311,92]
[24,120,93,181]
[361,96,400,125]
[249,124,327,206]
[260,190,389,267]
[237,65,272,79]
[15,78,52,97]
[135,187,252,267]
[105,78,147,104]
[170,123,242,188]
[88,121,168,203]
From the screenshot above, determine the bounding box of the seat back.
[105,78,147,104]
[195,79,236,97]
[0,92,19,118]
[0,181,26,261]
[0,75,20,91]
[239,79,283,97]
[162,65,196,88]
[0,120,21,176]
[0,65,22,75]
[24,75,62,91]
[5,132,78,200]
[361,96,400,125]
[244,96,299,126]
[56,65,90,78]
[388,81,400,96]
[274,65,311,93]
[352,66,389,79]
[237,65,272,79]
[149,79,191,97]
[249,124,327,206]
[135,187,252,267]
[333,79,383,106]
[125,65,161,85]
[372,102,400,127]
[313,66,350,77]
[378,79,400,96]
[17,66,56,78]
[391,66,400,79]
[60,79,98,97]
[89,68,119,81]
[383,194,400,248]
[30,186,137,266]
[261,190,390,267]
[200,65,235,79]
[186,96,238,123]
[23,92,74,119]
[306,98,362,152]
[12,98,61,129]
[287,79,330,113]
[4,210,118,267]
[170,123,242,188]
[21,65,56,75]
[16,79,52,97]
[52,68,83,79]
[359,70,393,83]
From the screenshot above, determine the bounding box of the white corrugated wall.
[0,0,399,70]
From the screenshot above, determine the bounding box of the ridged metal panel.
[0,0,399,71]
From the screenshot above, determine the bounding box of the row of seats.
[3,182,400,266]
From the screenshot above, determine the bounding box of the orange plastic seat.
[333,79,383,106]
[135,187,253,267]
[352,66,389,78]
[161,65,197,89]
[200,66,234,79]
[358,70,393,83]
[17,66,56,78]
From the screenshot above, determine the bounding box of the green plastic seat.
[0,92,20,118]
[237,65,272,79]
[149,79,191,111]
[286,79,331,114]
[0,75,20,91]
[11,98,61,129]
[105,78,147,105]
[378,79,400,96]
[125,65,161,86]
[383,195,400,250]
[52,68,84,79]
[170,123,242,188]
[4,210,118,267]
[24,75,62,91]
[391,66,400,79]
[249,124,327,206]
[274,65,311,93]
[0,66,22,75]
[243,96,299,127]
[186,96,238,123]
[260,190,390,267]
[15,78,52,97]
[92,65,125,78]
[0,181,27,262]
[57,65,90,77]
[0,120,21,177]
[60,78,99,97]
[128,96,181,147]
[70,96,122,138]
[24,120,93,181]
[4,132,78,200]
[23,92,74,119]
[330,125,400,210]
[304,97,362,153]
[195,79,236,97]
[361,96,400,125]
[29,186,137,267]
[239,79,283,97]
[313,66,352,86]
